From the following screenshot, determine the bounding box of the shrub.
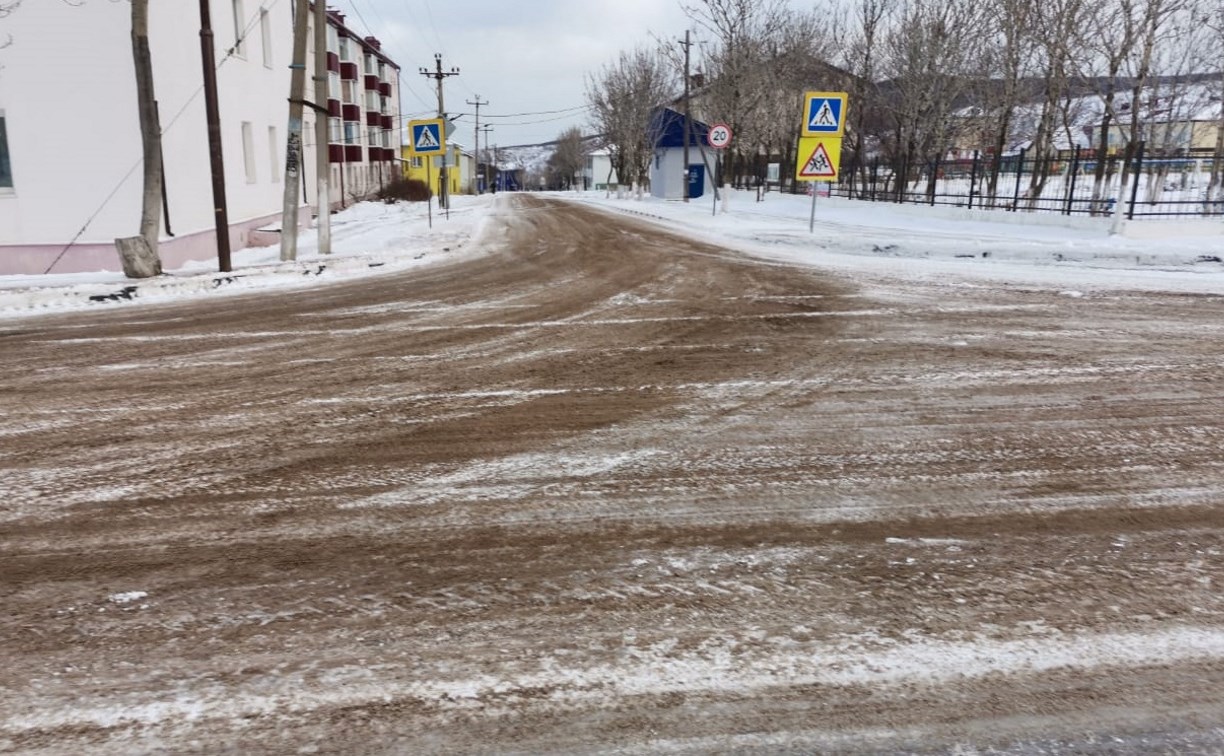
[379,177,432,204]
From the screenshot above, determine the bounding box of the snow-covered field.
[3,188,1222,322]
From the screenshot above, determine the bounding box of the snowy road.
[2,195,1224,753]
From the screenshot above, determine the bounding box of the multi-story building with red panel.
[318,9,401,206]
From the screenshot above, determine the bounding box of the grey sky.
[349,0,811,148]
[347,0,695,147]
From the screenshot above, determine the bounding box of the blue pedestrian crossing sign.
[802,92,847,137]
[409,118,445,155]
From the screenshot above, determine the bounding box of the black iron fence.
[833,143,1224,219]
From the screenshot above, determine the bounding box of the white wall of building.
[0,2,399,275]
[650,148,714,201]
[0,1,299,273]
[586,151,618,189]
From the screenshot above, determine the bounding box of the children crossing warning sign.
[795,136,842,182]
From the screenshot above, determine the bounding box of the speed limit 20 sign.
[707,122,732,150]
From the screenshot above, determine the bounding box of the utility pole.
[313,0,331,254]
[199,0,231,272]
[279,0,310,261]
[421,53,459,209]
[466,95,488,194]
[681,29,693,203]
[481,124,494,194]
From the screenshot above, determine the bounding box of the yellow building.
[402,144,472,197]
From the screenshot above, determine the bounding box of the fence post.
[968,150,979,210]
[1012,147,1026,211]
[1127,141,1146,221]
[871,159,879,202]
[929,154,940,206]
[1065,147,1081,216]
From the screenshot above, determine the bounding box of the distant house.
[648,108,715,200]
[585,150,619,190]
[402,143,474,196]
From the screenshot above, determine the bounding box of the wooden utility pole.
[421,54,459,209]
[681,29,693,203]
[313,0,331,254]
[481,124,494,194]
[466,95,487,194]
[279,0,310,261]
[199,0,231,272]
[114,0,164,278]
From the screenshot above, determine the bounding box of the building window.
[0,112,12,190]
[343,122,358,145]
[342,80,357,105]
[241,121,257,183]
[232,0,246,57]
[338,36,351,62]
[365,90,378,112]
[260,9,272,68]
[326,23,338,53]
[328,71,340,100]
[378,61,386,80]
[364,54,374,76]
[328,118,342,143]
[411,156,422,169]
[268,126,280,182]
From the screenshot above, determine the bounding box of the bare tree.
[586,45,676,198]
[876,0,986,202]
[113,0,163,278]
[1205,0,1224,208]
[837,0,894,195]
[974,0,1039,203]
[0,0,21,50]
[547,127,587,190]
[1021,0,1087,209]
[683,0,791,188]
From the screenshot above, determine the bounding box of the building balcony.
[364,74,379,91]
[366,111,381,126]
[344,145,363,162]
[378,81,391,97]
[328,99,340,118]
[327,52,339,72]
[340,61,359,81]
[341,103,361,122]
[328,144,344,163]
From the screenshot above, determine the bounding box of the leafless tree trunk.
[114,0,163,278]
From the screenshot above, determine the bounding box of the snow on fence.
[835,143,1224,220]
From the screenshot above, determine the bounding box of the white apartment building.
[0,1,400,275]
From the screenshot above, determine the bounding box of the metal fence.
[833,143,1224,219]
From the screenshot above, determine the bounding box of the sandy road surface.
[2,196,1224,754]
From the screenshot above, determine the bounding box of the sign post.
[409,118,446,227]
[707,122,732,216]
[795,92,848,233]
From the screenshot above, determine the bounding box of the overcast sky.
[349,0,806,148]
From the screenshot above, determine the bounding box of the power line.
[481,104,593,118]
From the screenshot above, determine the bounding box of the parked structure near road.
[648,108,714,201]
[0,2,400,275]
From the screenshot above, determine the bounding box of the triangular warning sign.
[799,142,836,178]
[810,100,837,129]
[415,127,440,150]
